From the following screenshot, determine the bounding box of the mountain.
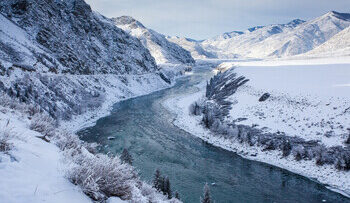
[166,36,217,59]
[200,19,306,58]
[113,16,195,65]
[170,11,350,59]
[209,31,244,41]
[262,11,350,57]
[0,0,157,74]
[0,0,174,120]
[303,26,350,57]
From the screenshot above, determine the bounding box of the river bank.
[162,59,350,198]
[79,63,349,202]
[61,65,191,133]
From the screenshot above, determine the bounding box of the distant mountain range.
[169,11,350,59]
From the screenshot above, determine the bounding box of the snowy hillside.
[165,36,217,59]
[113,16,195,65]
[0,0,186,120]
[0,0,158,74]
[201,19,306,58]
[303,26,350,58]
[0,0,186,202]
[170,11,350,59]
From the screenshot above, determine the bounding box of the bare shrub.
[0,121,14,152]
[55,130,81,151]
[26,104,41,116]
[67,153,138,201]
[189,101,202,116]
[0,131,13,152]
[292,145,305,161]
[29,114,56,140]
[335,151,350,170]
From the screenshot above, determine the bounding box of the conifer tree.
[164,176,172,199]
[153,169,162,191]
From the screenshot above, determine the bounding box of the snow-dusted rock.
[0,0,157,74]
[0,0,179,120]
[113,16,195,65]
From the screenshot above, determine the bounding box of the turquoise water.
[79,65,349,203]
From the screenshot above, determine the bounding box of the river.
[78,64,349,203]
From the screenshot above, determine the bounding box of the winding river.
[78,64,349,203]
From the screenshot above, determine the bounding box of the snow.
[170,11,350,60]
[0,66,183,202]
[303,26,350,58]
[162,58,350,197]
[0,108,91,203]
[60,70,181,132]
[230,64,350,147]
[113,16,194,65]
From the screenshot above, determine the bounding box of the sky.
[85,0,350,40]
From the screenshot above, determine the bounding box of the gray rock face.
[0,0,157,74]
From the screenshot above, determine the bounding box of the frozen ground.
[0,65,187,203]
[225,58,350,147]
[163,57,350,197]
[0,106,91,203]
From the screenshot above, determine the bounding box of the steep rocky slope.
[0,0,175,120]
[113,16,195,65]
[0,0,157,74]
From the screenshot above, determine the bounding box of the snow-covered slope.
[113,16,195,65]
[264,11,350,58]
[0,0,183,120]
[165,36,217,59]
[171,11,350,59]
[0,0,157,74]
[200,19,307,58]
[303,26,350,57]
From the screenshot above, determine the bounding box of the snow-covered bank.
[0,65,187,203]
[0,100,91,202]
[61,66,188,132]
[162,59,350,197]
[220,59,350,147]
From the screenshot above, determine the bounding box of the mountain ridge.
[169,11,350,59]
[113,16,195,65]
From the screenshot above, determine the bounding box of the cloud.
[85,0,350,39]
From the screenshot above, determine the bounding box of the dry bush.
[0,122,14,152]
[67,152,138,201]
[29,114,56,138]
[55,130,81,151]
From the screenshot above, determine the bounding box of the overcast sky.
[85,0,350,40]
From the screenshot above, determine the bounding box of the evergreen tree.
[153,169,162,191]
[164,176,172,199]
[201,183,212,203]
[120,148,133,165]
